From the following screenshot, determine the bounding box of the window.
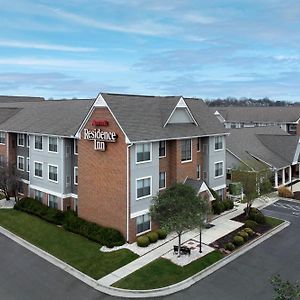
[48,165,58,182]
[159,171,166,189]
[34,190,43,202]
[226,168,232,180]
[0,132,5,144]
[48,194,58,209]
[48,137,58,153]
[34,136,43,150]
[197,165,201,179]
[27,135,30,147]
[66,176,71,187]
[181,139,192,162]
[74,140,78,155]
[136,143,151,163]
[214,161,224,177]
[197,138,201,152]
[214,136,223,150]
[17,156,24,171]
[74,167,78,185]
[159,141,166,157]
[289,124,297,132]
[136,213,150,234]
[0,155,5,167]
[26,158,30,173]
[17,134,25,147]
[66,145,71,157]
[136,177,151,199]
[34,162,43,178]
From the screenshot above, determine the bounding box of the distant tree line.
[205,97,299,107]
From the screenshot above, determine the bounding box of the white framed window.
[34,190,43,202]
[159,171,166,189]
[197,164,201,179]
[34,135,43,150]
[74,139,78,155]
[48,164,58,182]
[34,161,43,178]
[0,132,5,144]
[48,194,58,209]
[181,139,192,162]
[197,138,201,152]
[214,161,224,178]
[17,134,25,147]
[159,141,166,158]
[48,137,58,153]
[136,213,151,235]
[214,136,223,151]
[136,143,151,163]
[27,135,30,148]
[26,158,30,173]
[0,155,5,167]
[136,177,151,199]
[17,156,25,171]
[74,167,78,185]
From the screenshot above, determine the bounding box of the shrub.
[238,230,249,241]
[245,220,258,231]
[233,235,244,246]
[248,208,266,224]
[210,188,221,202]
[278,186,294,198]
[137,236,150,247]
[223,199,234,210]
[212,201,225,215]
[147,231,159,243]
[225,242,235,251]
[244,227,255,236]
[157,229,167,240]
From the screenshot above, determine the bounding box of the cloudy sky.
[1,0,300,100]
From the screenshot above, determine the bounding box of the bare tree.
[0,162,20,201]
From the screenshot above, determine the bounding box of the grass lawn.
[265,215,284,227]
[0,209,138,279]
[113,250,224,290]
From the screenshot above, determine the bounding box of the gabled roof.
[101,93,227,142]
[0,99,94,137]
[0,95,44,103]
[210,106,300,123]
[184,178,215,200]
[227,126,299,170]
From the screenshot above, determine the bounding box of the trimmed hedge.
[212,199,234,215]
[244,220,258,231]
[238,230,249,241]
[248,208,266,224]
[14,197,125,247]
[244,227,255,236]
[137,236,150,247]
[233,235,244,246]
[147,231,159,243]
[157,229,167,240]
[225,242,235,251]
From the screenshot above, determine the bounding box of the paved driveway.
[1,200,299,300]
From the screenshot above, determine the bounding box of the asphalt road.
[0,200,299,300]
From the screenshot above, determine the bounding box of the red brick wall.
[78,107,128,240]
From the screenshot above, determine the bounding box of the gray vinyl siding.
[130,142,159,216]
[16,134,29,181]
[226,151,243,170]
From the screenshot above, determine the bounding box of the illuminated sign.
[83,128,117,151]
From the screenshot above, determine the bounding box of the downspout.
[126,143,133,242]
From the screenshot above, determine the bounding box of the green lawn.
[0,209,138,279]
[265,216,284,227]
[113,250,224,290]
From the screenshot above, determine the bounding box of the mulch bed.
[209,213,272,253]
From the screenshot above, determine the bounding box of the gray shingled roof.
[102,93,227,142]
[0,99,94,137]
[0,96,44,103]
[211,106,300,123]
[184,178,205,192]
[227,126,299,170]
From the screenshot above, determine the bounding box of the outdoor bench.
[173,245,191,256]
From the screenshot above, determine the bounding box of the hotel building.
[0,93,227,242]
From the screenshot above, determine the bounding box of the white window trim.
[26,157,30,173]
[17,155,25,171]
[135,142,152,164]
[197,164,201,179]
[48,137,58,153]
[27,135,30,148]
[74,166,78,185]
[214,161,224,178]
[74,139,78,155]
[159,140,167,158]
[214,136,224,151]
[136,214,152,236]
[48,194,58,208]
[181,138,192,163]
[159,171,166,190]
[17,133,25,147]
[197,137,201,152]
[0,132,5,145]
[34,161,43,179]
[48,164,58,183]
[136,176,152,200]
[34,135,43,151]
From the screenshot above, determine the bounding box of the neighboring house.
[211,106,300,135]
[0,93,227,242]
[226,127,300,188]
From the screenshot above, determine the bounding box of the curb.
[0,219,290,298]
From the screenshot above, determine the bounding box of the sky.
[1,0,300,100]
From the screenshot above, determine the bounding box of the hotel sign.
[83,121,117,151]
